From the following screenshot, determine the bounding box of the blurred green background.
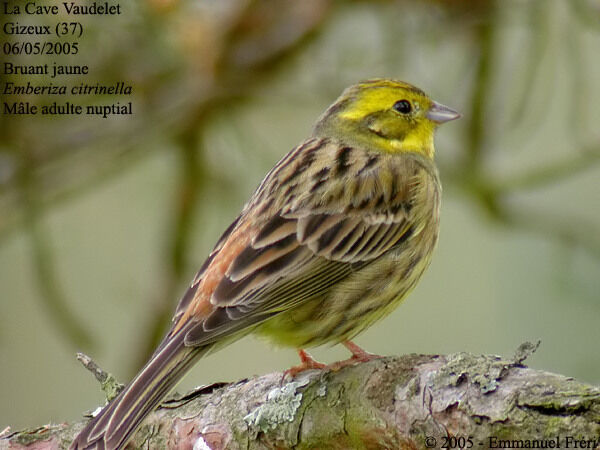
[1,0,599,430]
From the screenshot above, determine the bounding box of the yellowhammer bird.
[70,79,460,450]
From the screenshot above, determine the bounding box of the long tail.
[70,324,209,450]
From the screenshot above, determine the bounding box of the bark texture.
[2,349,600,449]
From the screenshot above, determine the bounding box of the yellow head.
[314,79,460,158]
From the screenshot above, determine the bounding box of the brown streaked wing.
[201,207,411,313]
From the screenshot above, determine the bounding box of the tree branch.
[2,345,600,449]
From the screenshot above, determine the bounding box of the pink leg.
[285,342,382,378]
[284,349,327,377]
[343,340,381,362]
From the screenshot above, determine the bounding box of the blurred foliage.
[1,0,599,427]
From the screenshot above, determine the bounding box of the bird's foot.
[344,340,381,362]
[328,341,382,370]
[285,342,381,378]
[284,349,327,378]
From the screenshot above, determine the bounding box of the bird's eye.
[393,99,412,114]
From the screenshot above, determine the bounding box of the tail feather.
[71,324,209,450]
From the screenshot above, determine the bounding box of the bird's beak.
[426,101,461,124]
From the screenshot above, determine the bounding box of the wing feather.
[228,234,299,282]
[253,216,297,248]
[297,214,342,243]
